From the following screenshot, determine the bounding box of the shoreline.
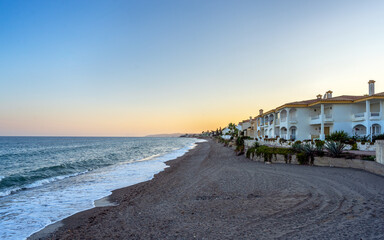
[30,139,384,239]
[28,139,205,240]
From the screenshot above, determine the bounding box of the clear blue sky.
[1,0,384,136]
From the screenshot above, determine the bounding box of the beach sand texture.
[30,140,384,239]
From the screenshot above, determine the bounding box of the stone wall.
[249,152,384,177]
[244,139,376,151]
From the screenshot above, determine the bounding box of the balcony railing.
[311,115,320,120]
[371,112,380,117]
[289,118,298,123]
[281,117,287,122]
[354,113,364,118]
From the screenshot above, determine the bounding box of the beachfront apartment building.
[239,80,384,141]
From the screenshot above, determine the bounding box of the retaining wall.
[249,152,384,177]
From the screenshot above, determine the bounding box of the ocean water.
[0,137,205,240]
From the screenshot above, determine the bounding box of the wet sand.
[30,139,384,239]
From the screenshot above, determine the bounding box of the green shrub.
[325,141,345,157]
[351,143,358,150]
[291,142,303,153]
[275,147,293,163]
[296,152,308,165]
[236,136,245,146]
[373,134,384,142]
[251,145,294,163]
[326,131,350,143]
[362,155,375,161]
[315,140,325,148]
[354,134,370,144]
[301,143,316,164]
[344,138,356,145]
[246,147,255,159]
[254,145,273,162]
[235,136,245,155]
[246,141,261,159]
[235,145,245,155]
[315,140,325,156]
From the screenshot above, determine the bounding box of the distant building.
[240,80,384,141]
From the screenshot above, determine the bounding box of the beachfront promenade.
[31,139,384,239]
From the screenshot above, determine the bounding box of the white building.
[247,80,384,141]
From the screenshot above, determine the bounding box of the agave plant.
[301,143,315,155]
[301,143,316,164]
[325,141,345,158]
[291,142,303,153]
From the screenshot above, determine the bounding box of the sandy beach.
[30,139,384,239]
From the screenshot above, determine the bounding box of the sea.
[0,136,205,240]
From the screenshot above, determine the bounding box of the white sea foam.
[0,171,90,198]
[25,171,89,189]
[0,187,22,197]
[0,138,204,240]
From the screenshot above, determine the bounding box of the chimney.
[259,109,263,115]
[316,94,322,99]
[368,80,375,96]
[326,90,333,99]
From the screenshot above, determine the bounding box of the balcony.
[310,114,333,125]
[370,112,381,120]
[275,119,280,126]
[353,112,365,121]
[325,114,333,122]
[289,118,298,124]
[310,115,320,125]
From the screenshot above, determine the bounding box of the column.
[366,100,371,139]
[272,113,276,138]
[286,108,290,140]
[320,104,325,140]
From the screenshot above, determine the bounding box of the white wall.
[332,104,354,136]
[295,108,312,140]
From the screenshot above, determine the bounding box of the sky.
[1,0,384,136]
